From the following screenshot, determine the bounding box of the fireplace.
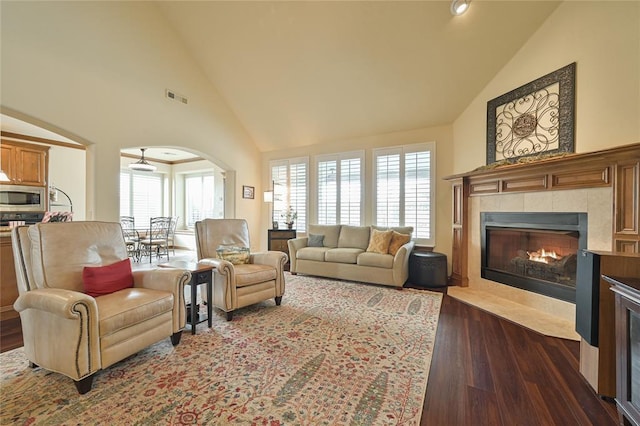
[481,212,587,303]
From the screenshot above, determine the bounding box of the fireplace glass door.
[481,212,587,303]
[486,227,579,288]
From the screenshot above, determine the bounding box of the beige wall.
[453,1,640,174]
[1,2,263,240]
[262,125,455,258]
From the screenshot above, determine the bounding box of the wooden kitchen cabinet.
[0,235,19,321]
[0,140,49,186]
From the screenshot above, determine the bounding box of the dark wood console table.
[608,275,640,426]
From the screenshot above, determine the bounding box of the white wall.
[452,1,640,174]
[1,2,263,240]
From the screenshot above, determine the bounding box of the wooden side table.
[268,229,296,271]
[159,260,213,334]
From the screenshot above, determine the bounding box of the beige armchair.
[195,219,287,321]
[11,221,190,394]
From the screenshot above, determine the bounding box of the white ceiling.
[2,1,560,156]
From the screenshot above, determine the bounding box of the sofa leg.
[171,331,183,346]
[29,362,39,369]
[291,272,297,275]
[75,374,95,394]
[226,311,233,321]
[275,296,282,306]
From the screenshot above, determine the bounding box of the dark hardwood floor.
[422,292,618,425]
[1,280,619,425]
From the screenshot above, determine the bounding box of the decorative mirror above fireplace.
[481,212,587,303]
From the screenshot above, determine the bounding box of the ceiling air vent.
[165,89,188,104]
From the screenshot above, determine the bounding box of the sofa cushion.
[308,234,325,247]
[297,247,330,262]
[325,248,363,264]
[308,225,342,248]
[337,226,370,250]
[357,252,394,269]
[366,229,393,254]
[388,231,412,256]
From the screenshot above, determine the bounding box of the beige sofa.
[288,224,415,287]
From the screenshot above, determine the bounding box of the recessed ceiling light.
[451,0,470,16]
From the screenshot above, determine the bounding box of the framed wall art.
[486,62,576,165]
[242,185,255,199]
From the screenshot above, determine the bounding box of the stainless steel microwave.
[0,184,47,212]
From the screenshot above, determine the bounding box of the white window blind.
[316,151,363,226]
[185,174,216,227]
[374,143,435,245]
[270,158,308,232]
[119,170,164,227]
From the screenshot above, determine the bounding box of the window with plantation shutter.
[270,158,308,232]
[185,174,216,227]
[373,143,435,246]
[316,151,363,226]
[119,170,164,227]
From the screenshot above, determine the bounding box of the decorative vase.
[287,223,293,230]
[272,221,279,230]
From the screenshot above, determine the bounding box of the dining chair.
[139,217,172,263]
[120,216,140,261]
[168,216,179,256]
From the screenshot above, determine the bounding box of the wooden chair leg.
[75,374,95,394]
[171,331,182,346]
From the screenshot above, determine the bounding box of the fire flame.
[527,248,562,264]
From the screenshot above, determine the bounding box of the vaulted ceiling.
[157,1,560,152]
[2,1,560,157]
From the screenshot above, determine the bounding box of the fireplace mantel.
[444,143,640,286]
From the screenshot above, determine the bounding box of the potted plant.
[281,207,297,229]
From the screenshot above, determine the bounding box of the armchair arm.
[392,241,415,285]
[13,288,100,381]
[251,251,288,296]
[133,268,191,332]
[251,251,287,269]
[287,237,308,272]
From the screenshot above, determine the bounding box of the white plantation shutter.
[271,158,308,232]
[120,170,164,226]
[317,159,337,224]
[374,143,435,245]
[185,174,216,227]
[316,152,363,226]
[375,152,401,227]
[340,157,362,225]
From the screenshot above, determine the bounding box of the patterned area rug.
[0,274,442,425]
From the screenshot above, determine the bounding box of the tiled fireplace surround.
[445,144,639,340]
[448,186,611,340]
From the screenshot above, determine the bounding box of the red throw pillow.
[82,259,134,297]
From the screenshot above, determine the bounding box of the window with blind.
[119,170,164,227]
[185,173,216,227]
[270,158,308,232]
[373,143,435,245]
[316,151,363,225]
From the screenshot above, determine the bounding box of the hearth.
[481,212,587,303]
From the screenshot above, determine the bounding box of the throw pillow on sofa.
[308,234,325,247]
[82,258,134,297]
[388,231,411,255]
[366,229,393,254]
